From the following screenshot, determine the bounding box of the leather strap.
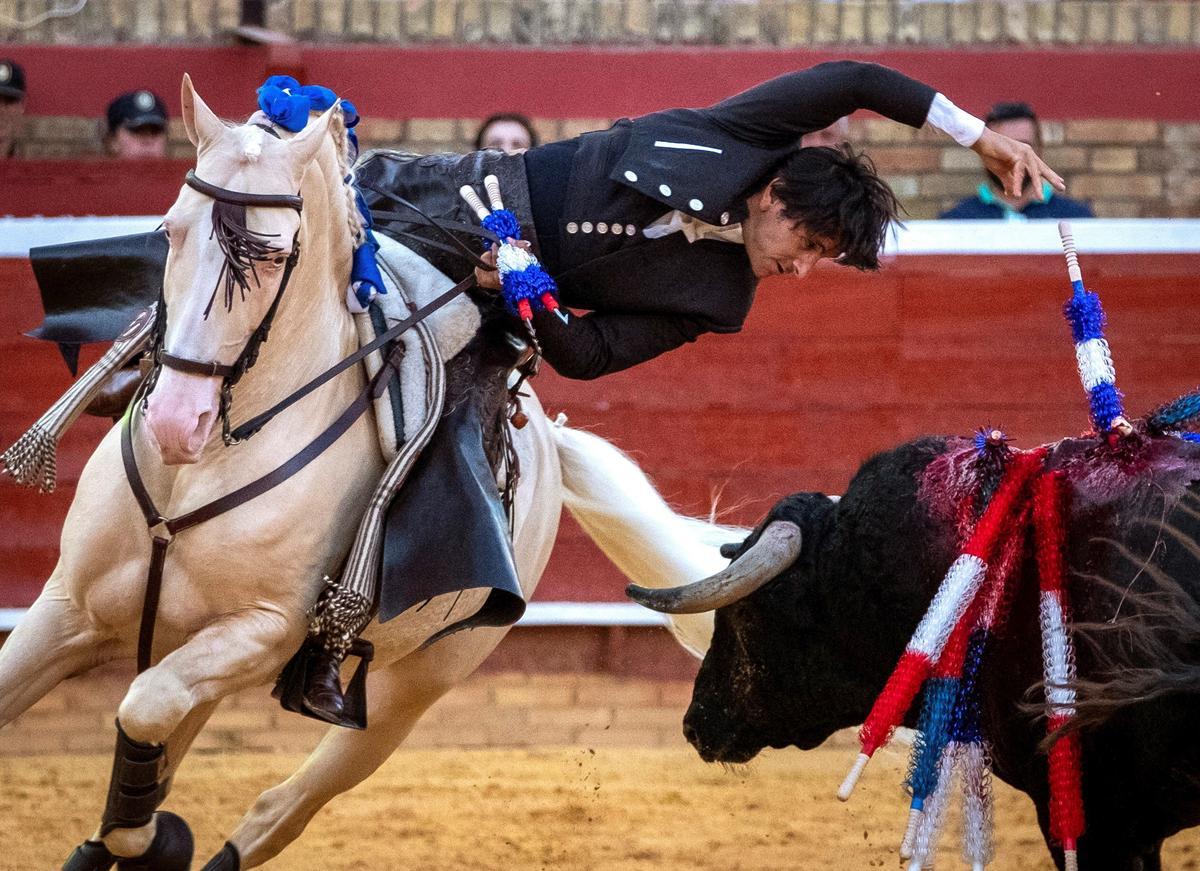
[228,273,475,442]
[185,170,302,212]
[121,342,407,672]
[360,182,499,271]
[159,352,235,379]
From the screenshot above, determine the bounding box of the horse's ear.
[287,103,337,168]
[181,74,223,147]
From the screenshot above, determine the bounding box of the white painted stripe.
[652,140,723,154]
[909,554,987,658]
[0,215,162,257]
[0,609,25,631]
[883,219,1200,255]
[1074,338,1116,391]
[4,218,1200,258]
[1039,591,1077,716]
[0,602,669,632]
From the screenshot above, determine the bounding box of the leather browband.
[185,170,303,212]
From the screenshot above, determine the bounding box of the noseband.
[155,168,304,444]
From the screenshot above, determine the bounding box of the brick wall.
[5,0,1200,46]
[0,649,704,754]
[12,114,1200,218]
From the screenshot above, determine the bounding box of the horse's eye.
[272,256,287,265]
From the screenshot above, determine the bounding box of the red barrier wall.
[2,252,1198,608]
[4,44,1199,121]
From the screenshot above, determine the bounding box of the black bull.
[636,435,1200,869]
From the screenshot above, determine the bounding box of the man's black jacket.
[522,60,935,380]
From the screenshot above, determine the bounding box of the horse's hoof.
[62,839,116,871]
[114,812,194,871]
[200,842,240,871]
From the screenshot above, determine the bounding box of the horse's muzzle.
[144,368,220,465]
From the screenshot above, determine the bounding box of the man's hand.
[972,127,1065,200]
[474,238,530,291]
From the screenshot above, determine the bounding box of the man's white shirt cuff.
[926,93,986,147]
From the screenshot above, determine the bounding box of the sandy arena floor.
[1,745,1196,870]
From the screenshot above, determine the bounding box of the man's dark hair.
[770,144,901,272]
[473,112,539,151]
[985,101,1038,126]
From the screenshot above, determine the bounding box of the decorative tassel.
[461,179,565,324]
[842,448,1046,800]
[908,745,959,870]
[1058,222,1128,435]
[1,306,156,493]
[1033,470,1085,869]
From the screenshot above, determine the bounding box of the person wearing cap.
[104,89,169,159]
[0,59,27,159]
[940,101,1093,220]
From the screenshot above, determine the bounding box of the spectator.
[0,59,27,159]
[801,116,850,149]
[104,90,168,159]
[940,101,1092,220]
[473,112,538,154]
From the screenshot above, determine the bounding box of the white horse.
[0,76,740,869]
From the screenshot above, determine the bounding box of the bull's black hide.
[686,435,1200,870]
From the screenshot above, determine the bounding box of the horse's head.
[144,74,341,465]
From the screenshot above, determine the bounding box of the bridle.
[121,148,482,674]
[154,168,305,446]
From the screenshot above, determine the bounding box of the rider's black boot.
[302,647,346,722]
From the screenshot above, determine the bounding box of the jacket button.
[581,221,594,233]
[626,225,636,236]
[566,222,579,234]
[720,211,730,225]
[597,222,608,233]
[624,170,638,182]
[610,223,623,234]
[659,184,672,197]
[689,198,703,211]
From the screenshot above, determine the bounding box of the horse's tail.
[550,422,748,658]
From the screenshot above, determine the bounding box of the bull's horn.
[626,520,802,614]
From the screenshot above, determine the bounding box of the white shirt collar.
[642,210,744,245]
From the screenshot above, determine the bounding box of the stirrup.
[272,637,374,730]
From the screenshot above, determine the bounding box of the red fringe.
[1034,471,1086,844]
[963,449,1047,562]
[859,651,931,755]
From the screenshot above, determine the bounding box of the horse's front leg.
[207,624,512,869]
[67,609,301,870]
[0,577,112,727]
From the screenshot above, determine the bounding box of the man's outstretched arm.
[706,59,1063,200]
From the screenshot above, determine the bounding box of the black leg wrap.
[62,839,116,871]
[113,812,193,871]
[99,720,169,837]
[200,842,241,871]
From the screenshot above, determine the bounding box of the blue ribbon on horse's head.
[256,75,360,133]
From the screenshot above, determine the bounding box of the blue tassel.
[1063,289,1105,344]
[482,209,522,248]
[949,630,989,745]
[1088,382,1125,433]
[1147,388,1200,432]
[257,76,358,133]
[1181,432,1200,443]
[906,677,959,803]
[350,230,385,308]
